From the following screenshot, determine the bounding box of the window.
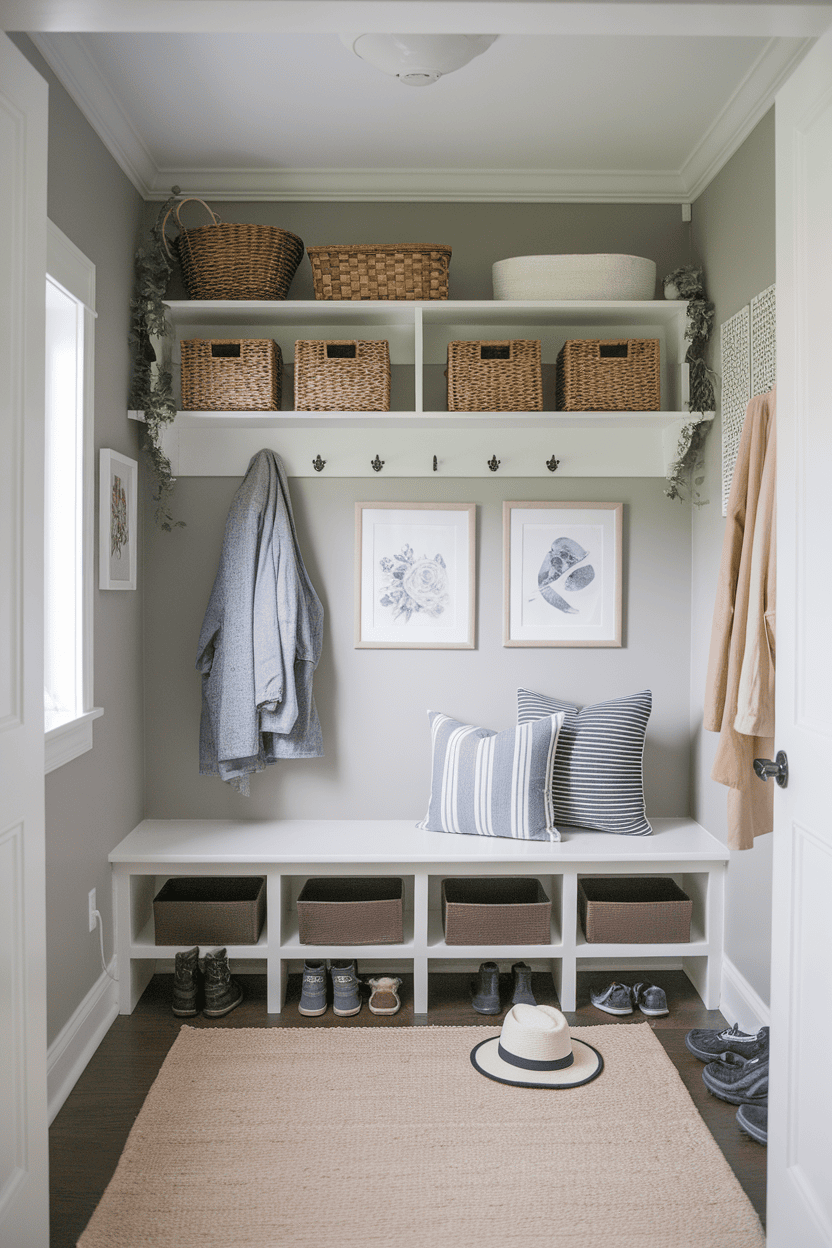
[44,221,101,771]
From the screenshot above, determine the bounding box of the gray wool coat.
[196,449,324,793]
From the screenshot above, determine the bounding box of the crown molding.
[29,31,155,196]
[8,3,832,37]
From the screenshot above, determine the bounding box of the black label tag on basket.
[211,343,241,358]
[599,343,629,358]
[326,343,357,359]
[480,345,511,360]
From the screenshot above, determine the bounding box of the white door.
[0,33,50,1248]
[769,29,832,1248]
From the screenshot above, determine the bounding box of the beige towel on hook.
[704,388,776,851]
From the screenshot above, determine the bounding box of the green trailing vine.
[662,265,718,502]
[129,188,183,529]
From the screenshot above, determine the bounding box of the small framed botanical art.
[503,501,622,647]
[355,502,475,648]
[99,449,138,590]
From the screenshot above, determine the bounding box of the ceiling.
[11,2,832,202]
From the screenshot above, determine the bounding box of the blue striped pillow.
[417,710,564,842]
[517,689,652,836]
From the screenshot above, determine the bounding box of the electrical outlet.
[88,888,97,933]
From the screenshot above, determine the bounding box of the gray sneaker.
[633,982,669,1016]
[685,1022,769,1063]
[736,1101,767,1145]
[589,982,634,1015]
[298,960,328,1016]
[331,960,362,1017]
[702,1053,769,1105]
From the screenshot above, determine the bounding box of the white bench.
[109,816,728,1015]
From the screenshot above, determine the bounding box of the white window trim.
[45,220,102,774]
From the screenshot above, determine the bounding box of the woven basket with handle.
[556,338,660,411]
[163,198,304,301]
[294,339,390,411]
[307,243,451,301]
[447,340,542,412]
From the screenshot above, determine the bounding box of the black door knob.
[753,750,788,788]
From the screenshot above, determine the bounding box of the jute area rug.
[78,1023,764,1248]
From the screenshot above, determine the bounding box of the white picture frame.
[503,501,622,647]
[99,449,137,591]
[355,502,475,649]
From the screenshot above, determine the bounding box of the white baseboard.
[47,957,119,1125]
[720,955,771,1035]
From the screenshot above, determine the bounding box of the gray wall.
[12,36,146,1046]
[144,476,692,819]
[690,108,775,1007]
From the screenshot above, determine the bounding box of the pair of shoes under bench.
[589,981,668,1017]
[298,960,362,1017]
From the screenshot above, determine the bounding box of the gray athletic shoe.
[702,1053,769,1105]
[685,1023,769,1063]
[331,960,362,1017]
[589,982,634,1015]
[298,960,328,1016]
[736,1101,768,1145]
[633,982,669,1016]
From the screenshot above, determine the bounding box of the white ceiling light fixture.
[340,34,498,87]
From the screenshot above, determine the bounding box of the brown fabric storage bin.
[441,878,551,945]
[555,338,660,411]
[578,876,692,944]
[181,338,281,411]
[447,340,543,412]
[297,877,403,945]
[294,339,391,411]
[153,877,266,946]
[307,244,451,301]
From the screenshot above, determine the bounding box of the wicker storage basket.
[578,876,692,944]
[153,877,266,946]
[447,340,543,412]
[441,878,551,946]
[181,338,282,411]
[163,198,304,301]
[297,878,403,945]
[294,339,390,411]
[555,338,660,411]
[307,244,451,301]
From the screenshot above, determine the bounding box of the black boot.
[172,946,202,1016]
[471,961,501,1015]
[203,947,243,1018]
[511,961,536,1006]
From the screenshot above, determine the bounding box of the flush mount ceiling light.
[340,34,498,87]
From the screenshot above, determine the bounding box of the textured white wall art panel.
[720,305,751,516]
[751,283,777,399]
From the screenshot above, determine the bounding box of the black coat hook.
[312,455,326,472]
[371,454,385,473]
[488,454,501,472]
[546,454,560,473]
[433,455,438,472]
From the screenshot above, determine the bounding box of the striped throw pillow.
[517,689,652,836]
[417,710,564,842]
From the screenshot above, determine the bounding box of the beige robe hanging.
[704,388,776,851]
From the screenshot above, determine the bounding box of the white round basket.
[492,254,657,301]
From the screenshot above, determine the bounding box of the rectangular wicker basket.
[307,243,451,301]
[555,338,660,411]
[441,877,551,945]
[578,876,692,944]
[297,877,403,945]
[180,338,282,411]
[447,340,543,412]
[294,339,391,411]
[153,877,266,946]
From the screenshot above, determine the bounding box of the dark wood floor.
[49,967,766,1246]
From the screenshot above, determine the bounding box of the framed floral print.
[99,449,137,590]
[355,502,475,648]
[503,501,622,647]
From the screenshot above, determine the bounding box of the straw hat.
[470,1004,603,1088]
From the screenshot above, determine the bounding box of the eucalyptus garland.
[662,265,718,502]
[129,189,183,529]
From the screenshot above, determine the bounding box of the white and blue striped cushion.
[517,688,652,836]
[418,710,564,842]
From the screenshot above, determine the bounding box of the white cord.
[92,910,119,981]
